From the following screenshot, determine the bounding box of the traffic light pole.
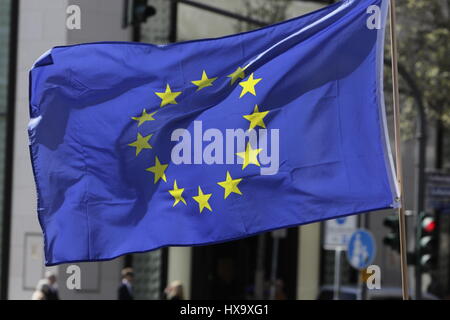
[389,0,410,300]
[399,62,427,300]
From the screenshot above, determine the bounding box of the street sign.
[346,229,376,270]
[426,171,450,213]
[324,216,357,250]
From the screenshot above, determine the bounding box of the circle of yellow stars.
[128,66,270,213]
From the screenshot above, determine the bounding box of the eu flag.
[29,0,398,265]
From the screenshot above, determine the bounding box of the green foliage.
[234,0,291,33]
[397,0,450,125]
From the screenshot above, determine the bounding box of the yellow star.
[192,186,212,213]
[168,180,187,207]
[243,105,269,130]
[146,156,168,183]
[128,133,153,156]
[227,67,245,85]
[131,109,157,126]
[191,70,218,91]
[236,142,262,169]
[239,73,262,98]
[217,171,243,199]
[155,84,182,107]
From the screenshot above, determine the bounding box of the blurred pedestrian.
[164,280,184,300]
[32,271,59,300]
[211,257,241,299]
[118,267,134,300]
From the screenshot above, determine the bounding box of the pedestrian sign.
[346,229,376,270]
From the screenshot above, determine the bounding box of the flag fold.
[29,0,397,265]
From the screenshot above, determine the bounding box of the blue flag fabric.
[29,0,398,265]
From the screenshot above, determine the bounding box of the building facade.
[0,0,447,300]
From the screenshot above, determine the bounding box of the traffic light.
[383,215,400,252]
[417,213,438,272]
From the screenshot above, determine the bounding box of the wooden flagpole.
[389,0,410,300]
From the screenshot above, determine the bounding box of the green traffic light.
[383,215,400,252]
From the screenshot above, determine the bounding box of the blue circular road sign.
[346,229,376,270]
